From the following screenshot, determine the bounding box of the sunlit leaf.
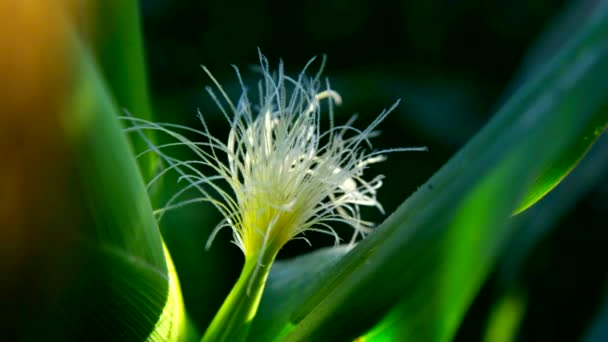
[482,290,527,342]
[60,24,197,341]
[2,4,196,339]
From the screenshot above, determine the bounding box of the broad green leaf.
[509,1,608,214]
[494,0,608,287]
[6,7,196,339]
[250,5,608,341]
[319,122,560,342]
[62,26,197,341]
[89,0,157,180]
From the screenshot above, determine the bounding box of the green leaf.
[498,133,608,288]
[89,0,157,180]
[513,112,607,214]
[484,135,608,342]
[250,5,608,341]
[482,290,527,342]
[17,16,197,340]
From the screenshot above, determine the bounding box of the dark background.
[137,0,608,340]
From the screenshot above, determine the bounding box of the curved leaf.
[512,100,607,215]
[4,5,196,339]
[61,25,197,341]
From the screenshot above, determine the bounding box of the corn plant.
[3,1,607,341]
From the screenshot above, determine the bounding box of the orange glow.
[0,0,86,295]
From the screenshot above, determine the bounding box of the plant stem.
[202,251,277,342]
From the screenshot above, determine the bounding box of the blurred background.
[136,0,608,340]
